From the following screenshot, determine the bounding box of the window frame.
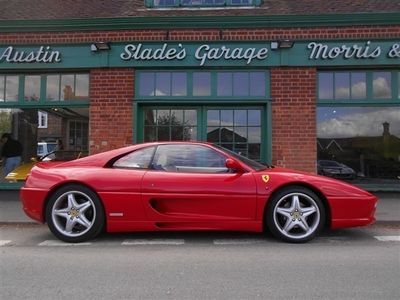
[136,70,269,101]
[0,73,90,108]
[317,70,399,106]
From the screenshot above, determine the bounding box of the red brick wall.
[89,68,134,154]
[271,67,317,173]
[0,25,399,43]
[1,25,399,170]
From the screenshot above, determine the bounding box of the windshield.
[215,145,269,171]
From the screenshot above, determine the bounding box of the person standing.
[0,133,23,177]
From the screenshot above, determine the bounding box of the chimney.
[382,122,390,137]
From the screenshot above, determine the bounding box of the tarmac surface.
[0,190,399,224]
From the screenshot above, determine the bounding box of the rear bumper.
[20,187,48,223]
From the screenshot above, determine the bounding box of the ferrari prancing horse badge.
[261,175,270,183]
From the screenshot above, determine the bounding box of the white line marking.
[0,240,12,246]
[122,239,185,246]
[374,236,400,242]
[38,240,92,246]
[213,239,263,245]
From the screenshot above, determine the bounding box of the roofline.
[0,13,399,32]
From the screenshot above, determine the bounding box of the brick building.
[0,0,399,189]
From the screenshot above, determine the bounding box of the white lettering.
[0,46,61,63]
[194,44,268,66]
[120,43,187,61]
[308,41,382,60]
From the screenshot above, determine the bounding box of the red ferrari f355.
[21,142,377,243]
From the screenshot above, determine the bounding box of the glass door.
[141,106,265,162]
[143,108,198,142]
[206,108,262,161]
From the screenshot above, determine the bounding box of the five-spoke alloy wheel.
[46,184,104,243]
[266,186,325,243]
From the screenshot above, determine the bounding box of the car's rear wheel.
[266,186,325,243]
[45,184,104,243]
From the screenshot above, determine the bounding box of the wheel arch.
[263,182,332,231]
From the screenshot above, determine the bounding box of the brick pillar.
[89,68,134,154]
[270,67,317,173]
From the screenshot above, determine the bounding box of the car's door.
[141,144,257,222]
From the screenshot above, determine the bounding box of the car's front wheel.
[45,184,104,243]
[266,186,325,243]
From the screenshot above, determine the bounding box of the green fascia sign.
[0,40,399,70]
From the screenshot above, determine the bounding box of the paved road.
[1,223,399,299]
[1,191,399,299]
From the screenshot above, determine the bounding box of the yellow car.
[5,151,87,182]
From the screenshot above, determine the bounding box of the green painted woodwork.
[1,40,399,70]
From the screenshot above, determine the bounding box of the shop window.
[217,72,266,97]
[24,75,41,102]
[145,0,261,7]
[137,70,267,98]
[1,73,89,187]
[0,108,89,185]
[0,75,19,102]
[372,72,391,99]
[318,70,398,102]
[139,72,187,97]
[46,74,89,101]
[317,69,400,185]
[193,72,211,96]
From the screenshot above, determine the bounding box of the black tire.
[45,184,105,243]
[266,186,325,243]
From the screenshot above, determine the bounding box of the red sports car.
[21,142,377,243]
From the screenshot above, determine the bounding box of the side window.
[113,147,155,169]
[152,144,227,173]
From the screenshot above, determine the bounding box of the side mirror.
[225,158,244,173]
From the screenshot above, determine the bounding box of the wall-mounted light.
[90,42,111,52]
[271,40,295,50]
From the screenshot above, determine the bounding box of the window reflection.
[317,107,400,183]
[172,73,187,96]
[156,73,171,96]
[0,76,4,101]
[318,73,333,99]
[0,107,89,184]
[46,74,89,101]
[138,71,267,98]
[217,73,232,96]
[193,72,211,96]
[61,74,75,100]
[75,74,89,98]
[5,76,19,102]
[351,72,366,99]
[46,75,60,100]
[250,72,266,96]
[143,108,198,142]
[373,72,391,99]
[233,72,248,96]
[24,75,40,101]
[335,72,350,99]
[139,72,155,97]
[206,108,262,161]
